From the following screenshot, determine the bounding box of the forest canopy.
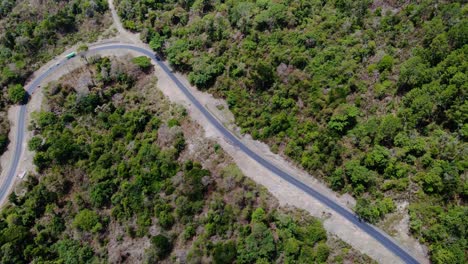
[0,57,373,263]
[115,0,467,262]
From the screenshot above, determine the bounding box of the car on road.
[65,52,76,59]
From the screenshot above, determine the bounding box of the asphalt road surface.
[0,44,420,264]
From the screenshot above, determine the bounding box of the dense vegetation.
[115,0,467,262]
[0,0,110,156]
[0,57,373,263]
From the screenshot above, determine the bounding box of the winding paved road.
[0,44,420,264]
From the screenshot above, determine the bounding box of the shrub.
[315,242,330,263]
[355,197,396,223]
[28,136,43,151]
[132,56,152,71]
[377,54,394,72]
[151,234,172,259]
[8,84,27,104]
[213,241,237,264]
[73,209,101,232]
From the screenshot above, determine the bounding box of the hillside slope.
[114,0,467,262]
[0,56,374,263]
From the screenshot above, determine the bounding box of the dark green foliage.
[0,0,15,18]
[237,222,276,263]
[364,145,390,173]
[149,33,165,52]
[0,134,9,154]
[345,160,376,193]
[28,136,42,151]
[212,240,237,264]
[150,234,172,260]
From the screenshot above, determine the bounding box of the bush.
[149,34,165,52]
[398,56,431,89]
[167,118,180,127]
[328,104,360,134]
[0,134,8,154]
[132,56,152,70]
[377,54,394,72]
[212,241,237,264]
[344,160,376,189]
[158,211,175,229]
[364,145,390,173]
[355,197,396,223]
[54,239,95,264]
[8,84,27,104]
[251,207,266,223]
[28,136,43,151]
[315,242,330,263]
[151,234,172,260]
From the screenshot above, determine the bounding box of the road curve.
[0,44,420,264]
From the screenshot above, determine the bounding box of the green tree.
[364,145,390,173]
[355,198,380,223]
[150,234,172,260]
[355,197,395,223]
[328,104,360,134]
[237,222,276,263]
[377,54,394,72]
[251,61,274,89]
[149,33,165,52]
[251,207,266,223]
[398,56,431,89]
[345,160,376,190]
